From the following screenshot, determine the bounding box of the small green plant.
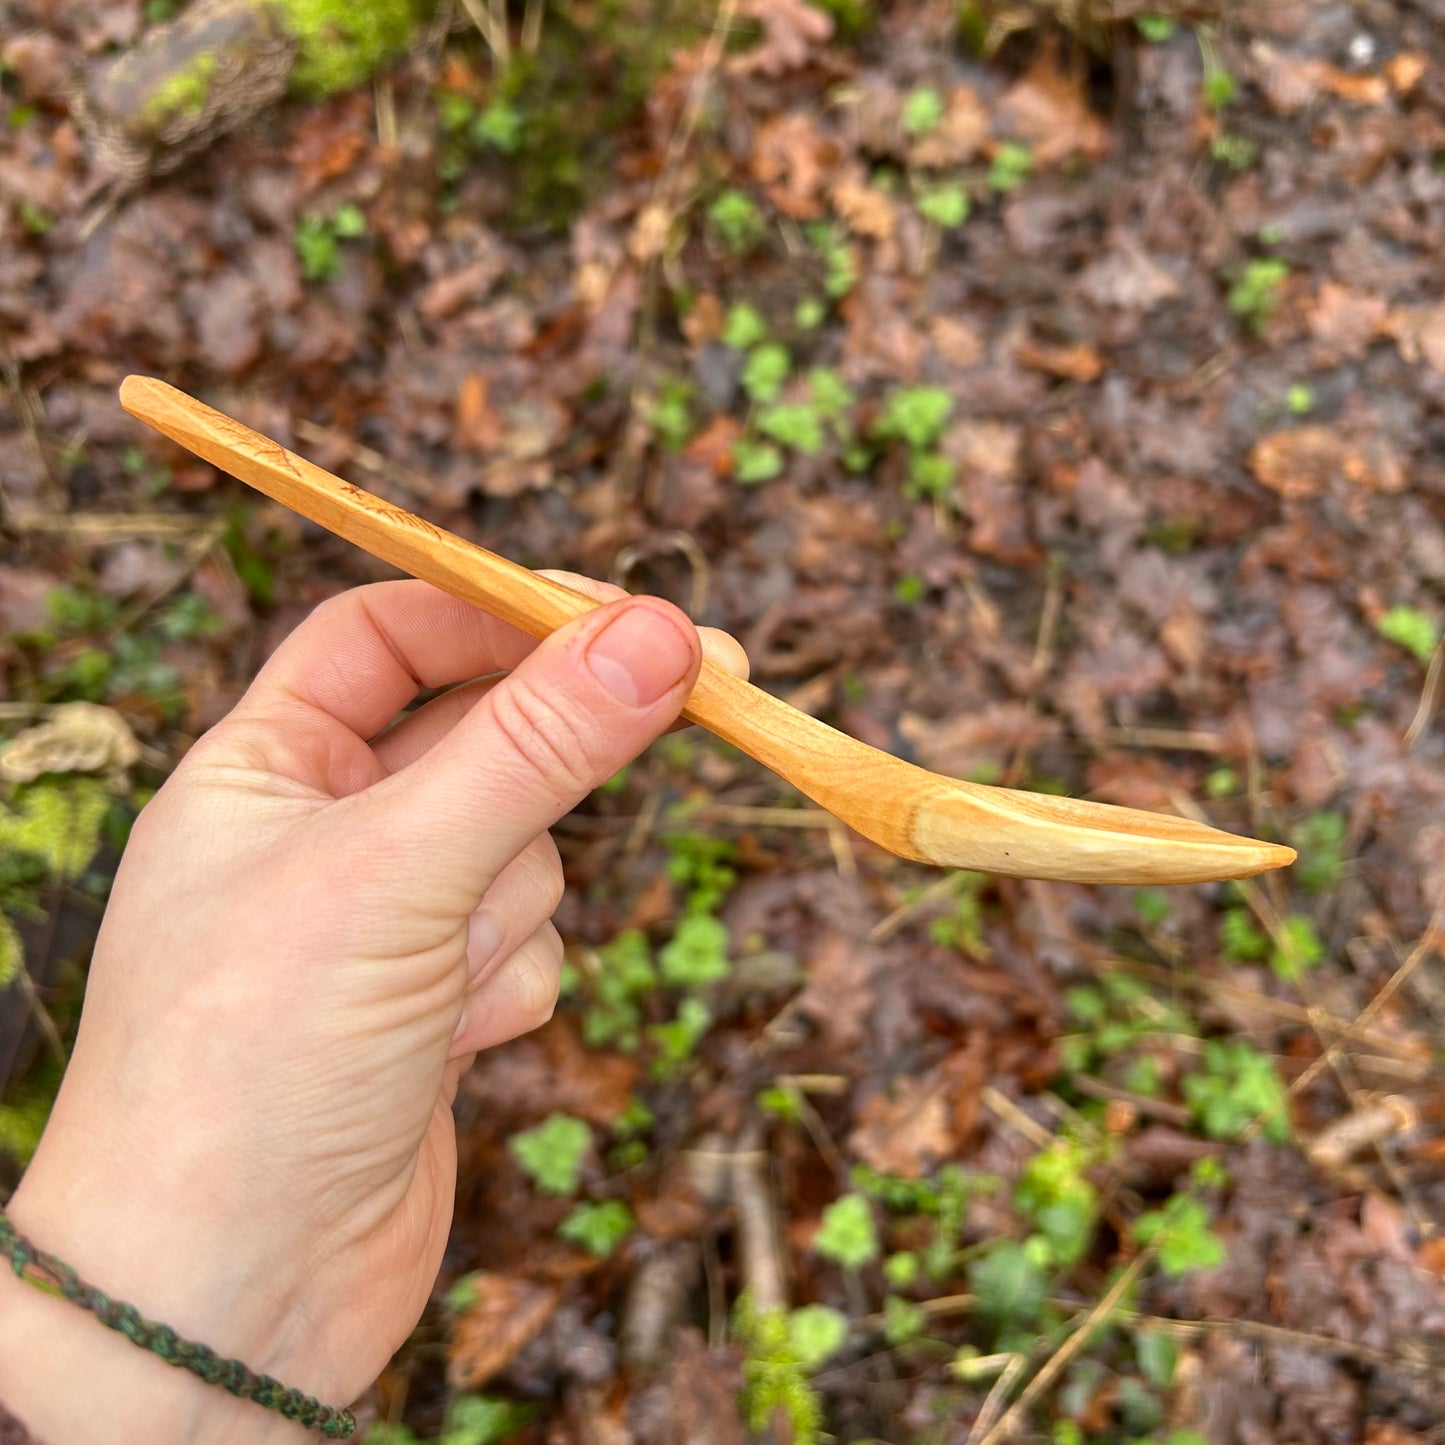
[1203,765,1238,799]
[893,573,925,606]
[1203,63,1238,111]
[813,1193,880,1270]
[365,1392,536,1445]
[968,1239,1048,1323]
[1270,913,1324,981]
[1134,1193,1225,1276]
[509,1113,591,1194]
[735,1296,848,1445]
[1377,604,1438,663]
[558,1199,634,1257]
[742,344,791,403]
[876,385,953,451]
[916,183,970,228]
[733,437,785,483]
[1286,382,1316,415]
[647,378,694,450]
[294,203,367,282]
[709,189,766,253]
[1183,1039,1289,1142]
[658,912,729,987]
[882,1294,928,1346]
[807,222,858,297]
[1290,810,1345,892]
[648,994,711,1077]
[906,451,957,501]
[1210,132,1258,170]
[903,86,945,137]
[1227,257,1289,330]
[1015,1139,1099,1266]
[19,201,52,236]
[795,297,826,329]
[928,871,988,955]
[1135,13,1176,41]
[473,101,522,153]
[580,929,655,1051]
[757,403,826,456]
[721,302,768,350]
[989,142,1034,191]
[1220,906,1267,963]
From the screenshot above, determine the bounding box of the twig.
[729,1126,787,1313]
[981,1086,1054,1150]
[104,517,227,640]
[1405,641,1443,748]
[521,0,545,52]
[12,958,67,1068]
[1103,726,1228,754]
[977,1248,1155,1445]
[457,0,508,67]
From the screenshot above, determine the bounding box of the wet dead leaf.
[1014,337,1102,382]
[831,168,898,241]
[750,111,838,220]
[1307,280,1387,361]
[730,0,832,77]
[908,86,989,168]
[1249,427,1349,499]
[447,1273,561,1390]
[996,46,1108,166]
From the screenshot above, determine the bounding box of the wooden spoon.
[120,375,1295,885]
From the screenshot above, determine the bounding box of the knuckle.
[488,678,599,796]
[516,925,563,1023]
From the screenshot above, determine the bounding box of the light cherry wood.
[120,375,1296,885]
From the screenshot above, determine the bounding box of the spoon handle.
[119,375,1294,885]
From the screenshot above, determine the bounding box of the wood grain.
[119,375,1296,885]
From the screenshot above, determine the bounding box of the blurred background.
[1,1,1444,1441]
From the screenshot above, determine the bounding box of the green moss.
[141,49,217,123]
[457,0,711,230]
[274,0,422,96]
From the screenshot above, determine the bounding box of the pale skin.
[0,575,748,1443]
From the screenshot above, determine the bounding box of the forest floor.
[2,1,1444,1442]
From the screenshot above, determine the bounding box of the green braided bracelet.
[0,1213,355,1438]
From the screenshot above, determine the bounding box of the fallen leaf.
[448,1273,561,1390]
[850,1077,953,1178]
[1385,305,1445,371]
[795,931,876,1054]
[1076,234,1180,311]
[908,86,989,168]
[1249,427,1348,499]
[1386,53,1427,94]
[996,45,1108,165]
[750,111,838,220]
[454,373,505,452]
[1251,41,1390,113]
[831,168,898,241]
[1307,280,1387,361]
[730,0,832,77]
[930,315,984,369]
[1014,337,1102,382]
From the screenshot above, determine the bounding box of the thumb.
[368,596,702,912]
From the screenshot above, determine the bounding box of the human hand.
[0,575,747,1443]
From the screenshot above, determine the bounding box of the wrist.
[0,1153,339,1445]
[0,1253,312,1445]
